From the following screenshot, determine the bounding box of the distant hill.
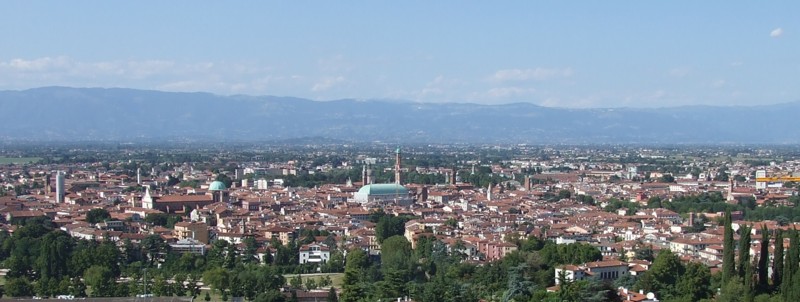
[1,86,798,144]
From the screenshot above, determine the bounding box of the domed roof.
[358,183,408,195]
[209,180,227,191]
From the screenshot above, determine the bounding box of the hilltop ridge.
[1,87,798,143]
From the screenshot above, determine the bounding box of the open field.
[283,272,344,288]
[0,157,42,164]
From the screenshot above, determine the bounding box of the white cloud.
[413,75,466,100]
[0,56,304,95]
[770,27,783,38]
[311,76,345,92]
[491,67,573,82]
[486,87,536,98]
[669,66,691,77]
[712,79,726,88]
[650,90,667,99]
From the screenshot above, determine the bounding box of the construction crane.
[755,175,800,189]
[755,176,800,182]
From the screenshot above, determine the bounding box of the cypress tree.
[738,225,752,279]
[744,260,754,302]
[327,287,338,302]
[773,229,784,290]
[757,225,769,292]
[722,210,736,284]
[790,229,800,275]
[782,229,799,301]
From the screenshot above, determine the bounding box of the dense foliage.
[0,217,327,299]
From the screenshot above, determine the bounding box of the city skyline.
[1,1,797,108]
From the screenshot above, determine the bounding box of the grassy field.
[283,272,344,288]
[0,157,42,164]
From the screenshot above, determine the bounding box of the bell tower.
[394,147,402,185]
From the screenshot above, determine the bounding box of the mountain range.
[1,86,797,144]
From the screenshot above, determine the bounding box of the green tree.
[340,249,368,302]
[4,277,34,297]
[744,260,755,302]
[323,250,345,273]
[675,261,712,301]
[289,274,302,289]
[500,264,535,302]
[738,225,752,279]
[635,249,684,299]
[305,278,317,290]
[757,225,770,293]
[379,236,413,299]
[84,265,115,297]
[375,215,412,244]
[70,277,87,297]
[215,173,234,189]
[718,277,747,302]
[95,241,122,277]
[85,208,111,224]
[141,234,170,266]
[253,289,286,302]
[634,246,655,262]
[723,210,736,284]
[242,236,259,263]
[773,229,784,290]
[36,230,73,281]
[557,189,571,200]
[203,267,231,295]
[152,275,171,297]
[782,229,800,301]
[647,197,663,209]
[327,287,338,302]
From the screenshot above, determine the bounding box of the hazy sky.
[1,2,797,108]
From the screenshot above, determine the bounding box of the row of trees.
[718,210,800,302]
[339,234,606,302]
[0,217,343,300]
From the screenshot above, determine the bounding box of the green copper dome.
[358,183,408,195]
[209,180,227,191]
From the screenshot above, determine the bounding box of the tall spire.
[362,165,367,185]
[395,147,402,185]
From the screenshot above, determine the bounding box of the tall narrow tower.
[137,168,142,185]
[55,171,65,203]
[726,177,735,202]
[394,147,402,185]
[45,174,52,194]
[362,165,368,185]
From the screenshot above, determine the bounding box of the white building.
[299,243,331,264]
[55,171,65,203]
[555,260,630,284]
[170,238,207,255]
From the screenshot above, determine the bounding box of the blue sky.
[1,2,797,108]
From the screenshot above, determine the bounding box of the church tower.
[142,186,153,209]
[395,147,402,185]
[726,177,735,202]
[362,165,368,185]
